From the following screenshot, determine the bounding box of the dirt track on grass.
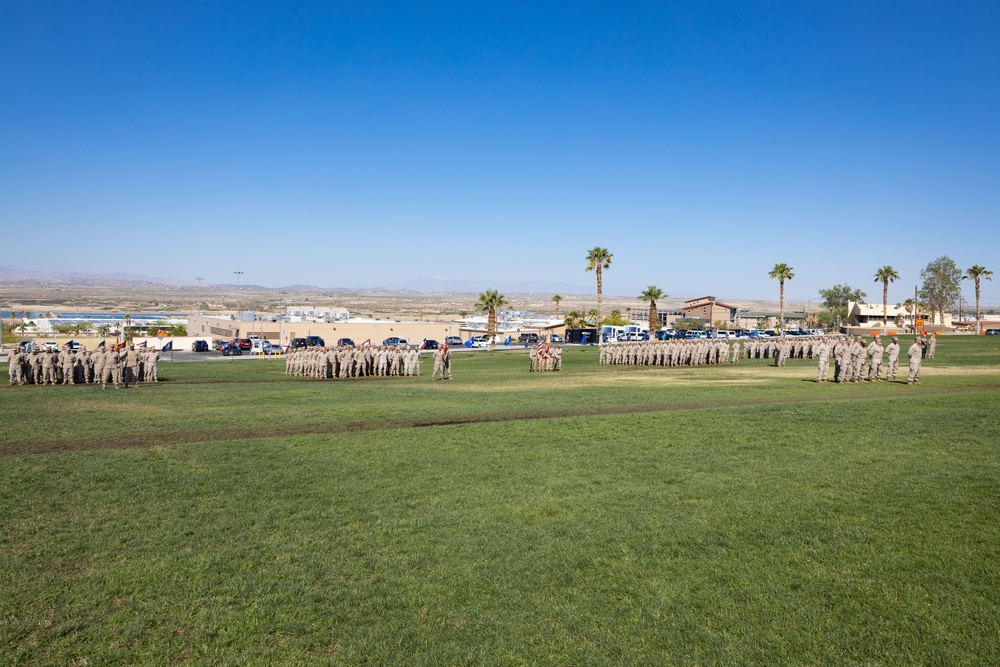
[2,386,978,457]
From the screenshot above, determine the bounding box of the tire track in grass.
[2,387,987,457]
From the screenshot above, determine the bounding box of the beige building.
[681,296,738,327]
[186,315,565,346]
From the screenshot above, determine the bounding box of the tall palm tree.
[874,266,900,330]
[474,289,508,351]
[768,263,795,328]
[964,265,993,332]
[638,285,665,337]
[585,247,613,339]
[551,294,562,319]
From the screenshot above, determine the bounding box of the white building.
[286,306,350,320]
[846,301,952,329]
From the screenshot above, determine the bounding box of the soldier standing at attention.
[833,338,848,383]
[82,350,94,383]
[442,343,453,380]
[123,345,140,388]
[816,337,831,382]
[926,332,937,359]
[29,348,42,384]
[58,347,73,384]
[884,337,901,380]
[850,337,866,383]
[146,348,160,382]
[907,337,924,385]
[866,335,884,382]
[41,348,57,385]
[431,346,445,380]
[8,346,23,385]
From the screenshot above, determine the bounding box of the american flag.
[537,338,546,356]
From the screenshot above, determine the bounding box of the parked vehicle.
[985,329,999,335]
[289,338,309,349]
[191,340,209,352]
[222,342,243,356]
[262,342,282,356]
[234,338,253,350]
[305,336,325,347]
[420,339,439,350]
[445,336,463,346]
[337,338,356,347]
[518,333,540,344]
[468,335,493,348]
[549,334,564,344]
[382,337,409,347]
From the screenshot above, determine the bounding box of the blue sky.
[2,1,998,305]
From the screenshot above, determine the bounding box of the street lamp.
[233,271,243,321]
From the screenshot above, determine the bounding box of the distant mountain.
[381,276,597,295]
[0,266,190,286]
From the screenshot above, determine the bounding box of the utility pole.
[196,277,204,315]
[233,271,243,335]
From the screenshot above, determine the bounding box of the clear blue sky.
[2,1,998,305]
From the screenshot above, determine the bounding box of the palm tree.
[874,266,900,330]
[587,308,599,326]
[964,265,993,332]
[768,263,795,328]
[474,289,508,351]
[564,310,583,329]
[585,247,613,340]
[638,285,665,337]
[552,294,563,319]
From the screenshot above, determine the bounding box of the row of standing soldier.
[7,344,157,388]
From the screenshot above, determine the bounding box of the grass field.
[2,336,999,665]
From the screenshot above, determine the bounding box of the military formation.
[597,333,933,386]
[5,331,940,388]
[7,344,158,389]
[284,345,425,379]
[815,334,929,384]
[596,337,831,367]
[528,343,562,372]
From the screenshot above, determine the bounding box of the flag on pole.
[136,340,147,349]
[97,340,106,349]
[161,340,173,352]
[362,338,371,348]
[504,335,512,346]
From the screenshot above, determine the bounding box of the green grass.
[2,336,999,665]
